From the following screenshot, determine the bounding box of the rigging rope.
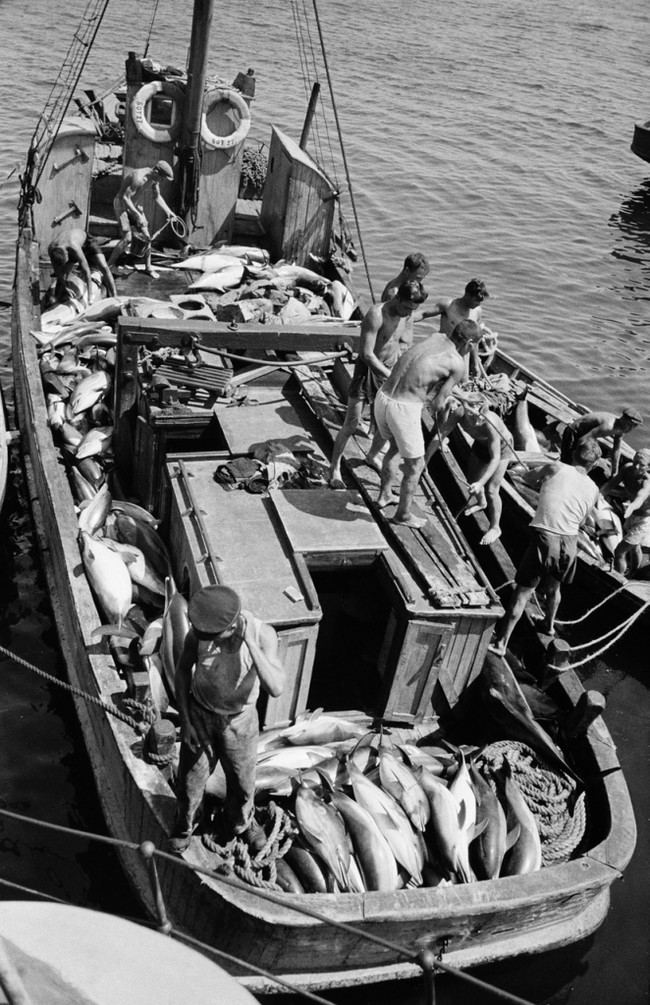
[143,0,162,58]
[555,582,631,625]
[547,599,650,670]
[310,0,376,303]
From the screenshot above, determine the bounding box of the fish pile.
[205,710,552,895]
[168,243,357,323]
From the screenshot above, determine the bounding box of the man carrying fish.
[375,319,483,528]
[328,279,429,489]
[48,227,118,300]
[107,160,175,280]
[489,438,602,654]
[170,585,285,854]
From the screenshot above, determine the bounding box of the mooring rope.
[547,599,650,670]
[0,643,143,732]
[555,582,633,625]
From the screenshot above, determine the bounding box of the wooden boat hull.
[631,120,650,164]
[12,235,636,992]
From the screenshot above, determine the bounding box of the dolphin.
[378,748,430,832]
[101,538,166,598]
[274,712,368,747]
[469,761,510,880]
[416,766,464,878]
[69,369,112,415]
[330,789,400,892]
[284,838,329,894]
[79,531,132,626]
[161,578,190,700]
[295,785,350,889]
[75,425,113,461]
[77,482,111,536]
[481,652,582,784]
[112,513,173,581]
[496,759,542,876]
[348,760,423,884]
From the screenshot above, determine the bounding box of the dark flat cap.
[189,585,241,634]
[622,407,643,425]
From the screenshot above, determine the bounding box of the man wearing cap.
[560,408,643,477]
[170,585,284,854]
[107,160,175,279]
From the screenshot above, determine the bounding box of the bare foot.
[488,640,506,656]
[376,496,394,510]
[465,502,486,516]
[329,476,346,490]
[480,527,502,546]
[391,513,428,529]
[145,267,160,280]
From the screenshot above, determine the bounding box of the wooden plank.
[118,316,361,352]
[214,386,318,454]
[269,488,388,555]
[381,619,454,720]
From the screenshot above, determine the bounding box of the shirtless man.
[489,439,601,654]
[426,393,515,545]
[48,227,117,300]
[605,448,650,575]
[381,252,430,301]
[107,160,175,278]
[560,408,643,477]
[374,319,482,528]
[328,280,428,489]
[418,278,489,377]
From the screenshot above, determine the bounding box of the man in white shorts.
[375,320,482,528]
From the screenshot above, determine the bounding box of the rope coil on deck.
[202,802,296,890]
[477,741,586,865]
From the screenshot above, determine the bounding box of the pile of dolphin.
[203,710,549,895]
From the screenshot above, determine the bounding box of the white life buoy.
[200,88,251,150]
[130,81,183,144]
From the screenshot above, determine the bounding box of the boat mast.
[180,0,214,222]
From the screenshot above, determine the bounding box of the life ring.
[200,88,251,150]
[130,81,183,144]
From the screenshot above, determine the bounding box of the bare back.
[382,334,465,404]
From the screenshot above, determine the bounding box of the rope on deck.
[478,741,586,866]
[202,802,295,890]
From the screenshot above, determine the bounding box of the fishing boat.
[631,117,650,164]
[426,344,650,634]
[11,0,636,994]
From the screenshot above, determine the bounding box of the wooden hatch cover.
[269,488,388,556]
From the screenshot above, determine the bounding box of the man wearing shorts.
[107,160,175,279]
[489,438,602,655]
[609,448,650,575]
[375,319,482,528]
[328,279,428,489]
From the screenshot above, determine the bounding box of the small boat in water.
[11,0,636,995]
[631,118,650,164]
[429,346,650,632]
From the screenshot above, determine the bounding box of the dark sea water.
[0,1,649,1002]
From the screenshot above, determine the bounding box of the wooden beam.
[118,316,361,352]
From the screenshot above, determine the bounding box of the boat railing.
[0,805,536,1005]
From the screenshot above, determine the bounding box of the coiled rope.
[202,802,296,890]
[0,643,144,733]
[478,740,586,866]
